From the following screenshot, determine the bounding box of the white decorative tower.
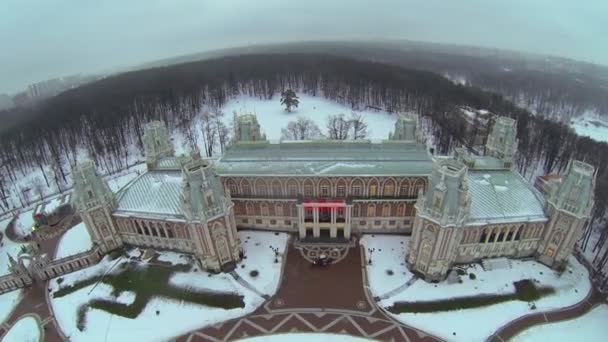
[72,161,122,253]
[180,150,241,272]
[233,113,266,143]
[408,158,471,281]
[143,120,174,169]
[389,112,425,143]
[537,160,596,268]
[485,116,517,168]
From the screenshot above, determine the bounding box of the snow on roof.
[115,171,184,218]
[215,140,433,176]
[467,170,547,225]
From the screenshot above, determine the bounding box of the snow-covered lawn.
[359,234,413,297]
[0,218,28,276]
[512,304,608,342]
[570,113,608,143]
[223,95,397,140]
[2,315,41,342]
[0,289,23,325]
[50,249,265,342]
[235,231,290,296]
[13,209,35,238]
[383,256,590,342]
[54,222,93,260]
[240,333,373,341]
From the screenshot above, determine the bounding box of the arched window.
[383,180,396,197]
[255,179,268,197]
[336,179,347,198]
[275,203,284,216]
[303,179,314,197]
[272,180,282,197]
[241,180,252,196]
[382,203,391,217]
[226,179,238,196]
[397,203,406,216]
[246,202,254,215]
[399,179,410,197]
[368,179,379,197]
[351,179,364,197]
[260,203,269,216]
[479,228,488,243]
[319,179,331,197]
[287,179,299,197]
[367,204,376,217]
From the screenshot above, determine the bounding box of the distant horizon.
[1,0,607,94]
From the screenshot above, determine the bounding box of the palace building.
[66,112,596,279]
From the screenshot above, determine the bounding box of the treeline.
[0,53,606,222]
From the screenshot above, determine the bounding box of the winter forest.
[1,53,608,286]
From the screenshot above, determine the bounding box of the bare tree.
[31,177,45,201]
[213,111,229,153]
[326,114,351,140]
[200,111,217,157]
[281,117,322,140]
[349,112,368,140]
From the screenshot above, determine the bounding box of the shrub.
[56,277,64,285]
[76,305,88,331]
[250,270,259,278]
[469,273,476,280]
[456,269,466,276]
[386,270,394,276]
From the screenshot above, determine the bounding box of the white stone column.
[313,207,320,238]
[330,207,337,238]
[297,204,305,239]
[345,205,352,239]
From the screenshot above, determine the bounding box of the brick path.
[176,243,441,342]
[0,281,64,342]
[487,282,607,342]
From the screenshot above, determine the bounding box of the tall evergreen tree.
[280,89,299,112]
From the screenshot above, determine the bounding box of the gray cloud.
[1,0,607,93]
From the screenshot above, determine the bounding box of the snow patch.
[55,222,93,259]
[2,316,40,342]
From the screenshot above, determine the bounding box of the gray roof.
[215,140,433,176]
[115,171,183,218]
[467,170,547,225]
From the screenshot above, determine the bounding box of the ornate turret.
[408,157,470,281]
[537,160,596,268]
[417,158,471,226]
[72,161,115,212]
[233,113,266,143]
[389,113,425,143]
[143,120,174,169]
[180,150,229,222]
[72,160,122,252]
[485,116,517,168]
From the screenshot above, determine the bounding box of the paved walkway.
[176,244,441,342]
[0,281,64,342]
[487,281,607,342]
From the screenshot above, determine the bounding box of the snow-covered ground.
[240,333,373,341]
[172,94,400,155]
[363,235,591,342]
[2,315,41,342]
[224,95,397,140]
[54,222,93,260]
[0,218,28,276]
[387,257,590,342]
[235,231,290,296]
[12,209,35,238]
[359,235,413,297]
[570,112,608,143]
[512,304,608,342]
[50,248,268,342]
[0,289,23,325]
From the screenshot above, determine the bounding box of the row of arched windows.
[225,177,426,198]
[132,220,176,239]
[233,201,296,217]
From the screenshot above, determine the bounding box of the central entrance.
[297,198,352,241]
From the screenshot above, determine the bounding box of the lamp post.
[269,245,279,263]
[367,247,375,265]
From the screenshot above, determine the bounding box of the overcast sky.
[1,0,607,94]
